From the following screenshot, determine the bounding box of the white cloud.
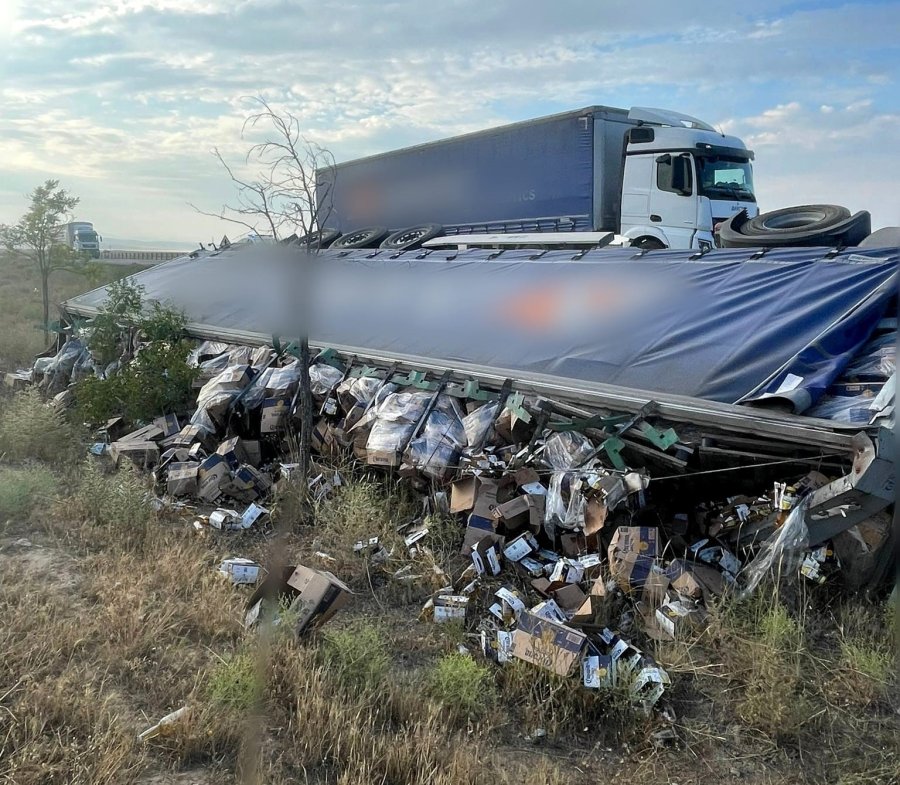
[0,0,898,240]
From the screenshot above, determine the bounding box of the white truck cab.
[619,108,758,250]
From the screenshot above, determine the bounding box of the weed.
[0,464,58,522]
[320,621,391,694]
[207,652,260,710]
[429,652,495,723]
[0,389,80,464]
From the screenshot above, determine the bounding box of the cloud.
[0,0,898,240]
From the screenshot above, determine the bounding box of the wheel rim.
[761,210,829,230]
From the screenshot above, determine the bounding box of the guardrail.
[100,249,187,262]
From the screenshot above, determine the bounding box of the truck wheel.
[719,205,872,248]
[294,228,341,249]
[633,237,666,250]
[331,226,390,249]
[379,224,444,251]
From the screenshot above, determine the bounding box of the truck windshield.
[697,157,755,202]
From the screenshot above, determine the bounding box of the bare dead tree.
[198,97,338,507]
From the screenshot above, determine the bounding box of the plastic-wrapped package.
[70,346,97,382]
[844,332,896,380]
[462,402,499,449]
[266,362,302,396]
[241,367,275,410]
[737,500,810,599]
[543,431,595,471]
[250,345,275,368]
[198,352,233,375]
[190,365,252,434]
[187,340,231,367]
[546,471,587,531]
[366,391,430,457]
[337,376,382,411]
[309,364,344,398]
[407,396,467,478]
[807,393,877,424]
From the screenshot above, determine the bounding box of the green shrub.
[207,652,259,711]
[321,621,391,693]
[428,652,494,722]
[0,389,79,464]
[0,465,58,521]
[75,282,197,424]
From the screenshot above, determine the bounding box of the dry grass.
[0,389,81,465]
[0,253,148,370]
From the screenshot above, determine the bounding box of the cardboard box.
[655,599,704,639]
[530,599,568,623]
[198,453,230,502]
[502,531,539,562]
[460,515,495,554]
[240,503,269,529]
[609,526,659,558]
[167,462,199,496]
[608,526,659,592]
[571,575,608,626]
[217,436,249,470]
[261,397,290,434]
[551,583,588,618]
[153,413,180,438]
[226,464,272,502]
[366,446,402,468]
[218,557,261,585]
[209,508,241,530]
[548,558,584,586]
[174,424,211,449]
[511,610,586,676]
[285,564,353,635]
[666,559,726,601]
[449,476,513,519]
[643,566,671,607]
[582,653,614,689]
[491,494,542,533]
[433,594,469,623]
[471,535,503,576]
[120,423,165,443]
[109,439,160,468]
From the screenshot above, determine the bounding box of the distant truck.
[319,106,759,251]
[55,221,101,258]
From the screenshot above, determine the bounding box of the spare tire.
[719,205,872,248]
[294,228,341,249]
[330,226,389,249]
[379,223,444,251]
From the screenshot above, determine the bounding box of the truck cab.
[619,108,758,250]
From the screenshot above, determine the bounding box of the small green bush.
[428,652,494,722]
[75,282,197,424]
[321,621,391,693]
[0,389,79,464]
[0,465,58,521]
[66,459,157,538]
[207,652,259,711]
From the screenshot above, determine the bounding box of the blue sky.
[1,0,898,244]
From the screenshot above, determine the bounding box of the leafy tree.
[75,282,198,424]
[0,180,84,340]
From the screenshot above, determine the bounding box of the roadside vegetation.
[0,262,896,785]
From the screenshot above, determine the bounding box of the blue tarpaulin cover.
[64,245,897,413]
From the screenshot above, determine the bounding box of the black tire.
[330,226,389,249]
[379,223,444,251]
[632,236,666,250]
[294,228,342,249]
[719,205,872,248]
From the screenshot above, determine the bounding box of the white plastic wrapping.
[365,391,430,455]
[190,365,252,434]
[737,500,810,599]
[807,393,878,424]
[543,431,595,471]
[546,471,587,531]
[407,395,467,478]
[308,363,344,398]
[462,402,499,449]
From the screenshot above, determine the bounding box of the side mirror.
[655,153,672,165]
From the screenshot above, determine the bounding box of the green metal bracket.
[390,369,438,390]
[637,421,679,450]
[599,436,627,471]
[313,348,345,370]
[354,365,385,379]
[505,391,532,424]
[547,413,631,432]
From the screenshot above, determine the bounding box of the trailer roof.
[329,105,630,171]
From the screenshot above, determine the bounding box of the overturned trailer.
[58,242,896,578]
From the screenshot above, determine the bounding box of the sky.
[1,0,898,245]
